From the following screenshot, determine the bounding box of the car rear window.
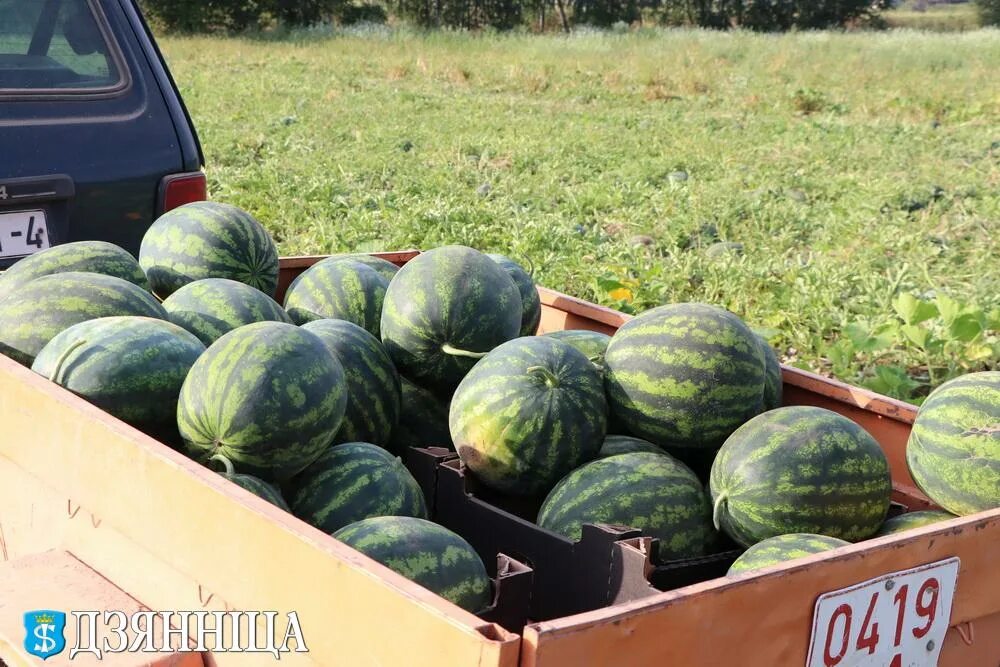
[0,0,126,94]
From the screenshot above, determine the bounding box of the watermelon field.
[157,28,1000,404]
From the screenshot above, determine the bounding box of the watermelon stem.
[712,493,728,531]
[526,365,560,388]
[49,338,88,385]
[441,343,488,359]
[209,454,236,475]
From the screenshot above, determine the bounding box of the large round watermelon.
[874,510,956,537]
[176,322,347,482]
[301,319,401,447]
[451,336,607,496]
[710,406,892,546]
[380,245,522,394]
[327,254,399,282]
[386,377,453,454]
[604,303,766,450]
[727,533,849,575]
[758,335,783,411]
[333,516,492,613]
[31,316,204,442]
[543,330,612,370]
[286,442,427,534]
[906,371,1000,516]
[537,452,715,559]
[0,272,167,366]
[138,201,279,299]
[597,434,664,459]
[488,254,541,337]
[283,259,389,335]
[0,240,148,300]
[162,278,292,346]
[212,456,290,511]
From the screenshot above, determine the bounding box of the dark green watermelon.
[727,533,849,575]
[0,241,148,300]
[333,516,492,613]
[758,335,783,411]
[212,456,290,511]
[283,258,389,336]
[604,303,766,451]
[386,377,453,454]
[543,330,612,369]
[286,442,427,534]
[906,371,1000,516]
[380,245,522,394]
[301,319,401,447]
[710,406,892,547]
[451,336,607,495]
[597,434,664,459]
[31,316,204,442]
[176,322,347,482]
[874,510,956,537]
[138,201,279,299]
[537,452,715,559]
[162,277,292,346]
[488,254,541,336]
[0,271,167,366]
[327,254,400,282]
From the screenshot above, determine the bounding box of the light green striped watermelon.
[597,435,664,459]
[328,254,399,282]
[176,322,347,482]
[283,259,389,335]
[727,533,849,575]
[387,377,453,454]
[543,330,612,370]
[488,254,541,336]
[333,516,492,613]
[537,452,715,559]
[875,510,956,537]
[380,245,522,394]
[162,278,292,346]
[604,303,766,451]
[138,201,279,299]
[212,455,290,511]
[451,336,607,495]
[710,406,892,547]
[0,240,148,299]
[31,316,204,443]
[906,371,1000,516]
[758,335,783,411]
[301,319,401,447]
[286,442,427,534]
[0,271,167,366]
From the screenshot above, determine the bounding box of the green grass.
[884,3,982,31]
[159,28,1000,401]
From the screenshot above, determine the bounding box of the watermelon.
[333,516,492,613]
[758,335,783,411]
[162,278,292,346]
[138,201,279,299]
[328,253,400,282]
[451,336,607,495]
[31,316,204,442]
[906,371,1000,516]
[727,533,849,575]
[283,259,389,335]
[212,455,290,511]
[0,240,148,300]
[301,319,401,447]
[874,510,956,537]
[488,254,541,336]
[543,330,612,370]
[710,406,892,547]
[604,303,766,450]
[286,442,427,534]
[380,245,522,394]
[0,272,167,366]
[387,377,453,454]
[597,435,664,459]
[537,452,715,559]
[176,322,347,482]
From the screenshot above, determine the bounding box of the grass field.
[884,3,982,31]
[160,28,1000,402]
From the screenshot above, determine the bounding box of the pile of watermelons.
[0,200,996,613]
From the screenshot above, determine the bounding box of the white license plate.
[0,209,49,258]
[806,557,960,667]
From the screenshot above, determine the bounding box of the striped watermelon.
[906,371,1000,516]
[332,516,492,613]
[301,319,401,447]
[451,336,607,495]
[31,316,204,442]
[286,442,427,533]
[875,510,956,537]
[0,272,167,366]
[597,435,664,459]
[380,245,522,394]
[758,336,783,411]
[727,533,849,575]
[604,303,766,451]
[543,330,612,370]
[537,452,715,559]
[0,240,147,300]
[138,201,279,299]
[162,278,292,346]
[488,254,541,336]
[176,322,347,482]
[212,455,290,511]
[710,406,892,546]
[387,377,453,454]
[283,259,389,335]
[328,254,400,282]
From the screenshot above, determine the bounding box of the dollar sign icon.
[34,624,56,654]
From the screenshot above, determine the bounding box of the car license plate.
[806,557,960,667]
[0,209,49,259]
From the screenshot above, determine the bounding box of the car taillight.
[158,172,207,215]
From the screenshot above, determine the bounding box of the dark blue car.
[0,0,204,268]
